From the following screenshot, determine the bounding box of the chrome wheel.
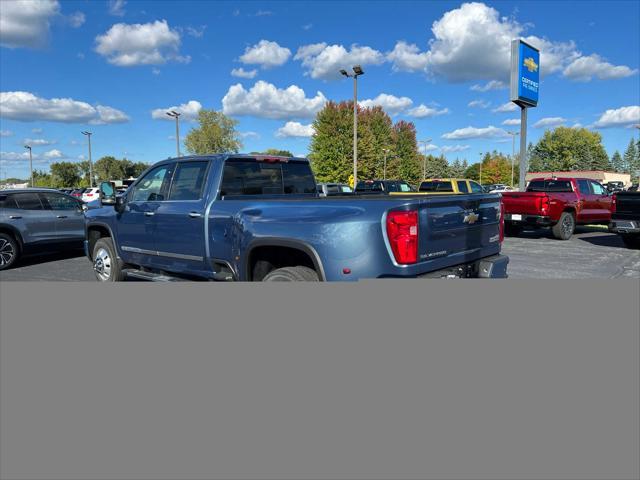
[93,247,112,281]
[0,238,15,267]
[562,214,574,236]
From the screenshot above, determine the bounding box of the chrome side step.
[123,269,185,282]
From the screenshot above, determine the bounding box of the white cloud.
[68,11,85,28]
[468,100,490,108]
[302,23,313,31]
[276,121,315,138]
[151,100,202,122]
[421,143,439,152]
[23,138,56,146]
[294,43,384,80]
[563,54,637,82]
[108,0,126,17]
[1,151,32,161]
[231,67,258,79]
[0,0,60,48]
[359,93,413,115]
[0,91,129,124]
[152,67,160,75]
[254,10,273,17]
[43,148,63,159]
[406,104,449,118]
[239,131,260,139]
[442,125,509,140]
[32,128,43,134]
[0,130,13,137]
[185,25,206,38]
[386,41,429,72]
[470,80,507,92]
[441,145,470,153]
[239,40,291,68]
[593,106,640,128]
[533,117,567,128]
[222,81,327,119]
[492,102,518,113]
[95,20,190,66]
[571,123,583,129]
[502,118,521,126]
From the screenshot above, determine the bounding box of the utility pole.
[24,145,33,187]
[81,131,93,187]
[382,148,390,180]
[479,153,483,185]
[419,139,432,180]
[507,131,519,187]
[166,110,182,157]
[340,65,364,187]
[518,106,527,190]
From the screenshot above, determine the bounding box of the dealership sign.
[510,39,540,107]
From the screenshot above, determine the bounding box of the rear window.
[220,160,315,197]
[397,183,413,192]
[457,181,469,193]
[169,161,209,200]
[13,192,44,210]
[0,194,18,209]
[527,180,573,192]
[356,181,383,192]
[419,181,453,192]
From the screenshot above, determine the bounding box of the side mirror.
[114,194,126,214]
[100,181,116,205]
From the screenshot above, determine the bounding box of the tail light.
[540,195,550,214]
[386,210,418,264]
[611,193,617,214]
[499,199,505,243]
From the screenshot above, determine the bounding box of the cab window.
[131,164,174,202]
[457,181,470,193]
[469,181,483,193]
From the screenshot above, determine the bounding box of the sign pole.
[519,106,527,190]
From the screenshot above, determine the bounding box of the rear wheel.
[621,234,640,249]
[552,212,575,240]
[262,266,319,282]
[0,233,19,271]
[92,237,124,281]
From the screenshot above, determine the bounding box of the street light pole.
[382,148,390,180]
[81,131,93,187]
[507,131,519,187]
[24,145,33,187]
[166,110,181,157]
[419,139,432,180]
[340,65,364,188]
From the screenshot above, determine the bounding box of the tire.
[621,234,640,249]
[0,233,19,271]
[92,237,125,281]
[262,266,319,282]
[552,211,575,240]
[504,223,522,236]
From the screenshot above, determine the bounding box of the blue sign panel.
[510,39,540,107]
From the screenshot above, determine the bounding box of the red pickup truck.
[502,177,612,240]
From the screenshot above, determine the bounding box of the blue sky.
[1,0,639,179]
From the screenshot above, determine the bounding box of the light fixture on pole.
[419,139,432,180]
[166,110,182,157]
[81,131,93,187]
[24,145,33,187]
[340,65,364,188]
[507,131,520,187]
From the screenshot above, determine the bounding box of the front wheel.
[262,266,319,282]
[92,237,125,281]
[552,212,575,240]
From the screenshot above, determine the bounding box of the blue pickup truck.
[84,154,508,281]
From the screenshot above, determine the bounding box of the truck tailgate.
[502,192,547,215]
[614,192,640,218]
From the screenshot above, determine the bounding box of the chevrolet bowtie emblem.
[463,212,480,224]
[524,57,538,72]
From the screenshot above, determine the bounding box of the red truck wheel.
[552,212,575,240]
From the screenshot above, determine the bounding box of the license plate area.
[508,214,522,221]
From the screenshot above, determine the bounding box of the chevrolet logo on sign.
[463,212,480,224]
[524,57,538,72]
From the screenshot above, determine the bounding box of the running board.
[123,269,186,282]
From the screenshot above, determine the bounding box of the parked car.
[0,189,86,270]
[489,185,516,193]
[604,181,625,193]
[399,178,484,195]
[84,154,508,281]
[609,192,640,249]
[70,188,85,199]
[354,179,415,194]
[502,177,612,240]
[626,183,638,192]
[81,187,100,202]
[317,183,353,196]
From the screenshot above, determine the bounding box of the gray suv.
[0,189,85,270]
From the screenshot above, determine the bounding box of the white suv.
[81,187,100,202]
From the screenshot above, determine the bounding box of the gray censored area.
[1,226,639,281]
[1,281,639,480]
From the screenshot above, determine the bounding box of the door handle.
[188,212,202,218]
[56,215,68,219]
[144,211,155,217]
[9,215,22,219]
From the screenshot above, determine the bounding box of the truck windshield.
[419,181,453,192]
[527,180,573,192]
[220,160,316,196]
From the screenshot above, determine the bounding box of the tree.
[422,154,450,178]
[255,149,293,157]
[390,120,420,184]
[528,127,610,172]
[449,158,469,178]
[33,169,53,187]
[185,109,242,155]
[624,138,638,175]
[50,162,81,187]
[610,151,624,173]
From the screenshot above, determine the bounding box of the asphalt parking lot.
[1,226,639,281]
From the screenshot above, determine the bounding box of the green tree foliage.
[449,158,469,178]
[623,138,638,178]
[50,162,81,187]
[33,170,53,187]
[610,151,624,173]
[254,149,294,157]
[422,154,450,179]
[465,151,519,186]
[391,121,421,184]
[185,109,242,155]
[528,127,610,172]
